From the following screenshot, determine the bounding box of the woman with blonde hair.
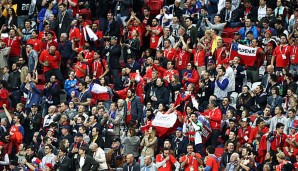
[140,126,158,167]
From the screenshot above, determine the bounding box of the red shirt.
[126,100,132,124]
[94,30,103,48]
[27,38,43,53]
[42,40,58,51]
[270,132,287,151]
[153,64,179,83]
[175,48,190,70]
[39,50,61,72]
[69,27,81,41]
[273,45,292,67]
[69,0,79,18]
[291,45,298,64]
[164,48,175,61]
[205,155,219,171]
[74,61,87,78]
[3,36,21,57]
[156,154,178,171]
[149,26,162,49]
[201,108,222,129]
[192,49,205,67]
[83,50,94,66]
[179,154,202,171]
[128,25,143,39]
[238,126,252,145]
[249,126,269,143]
[0,88,9,108]
[38,30,57,40]
[214,47,227,65]
[92,59,108,79]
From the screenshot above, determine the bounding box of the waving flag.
[230,42,257,66]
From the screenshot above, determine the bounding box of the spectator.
[224,152,240,171]
[179,144,202,171]
[123,154,141,171]
[122,128,140,159]
[140,127,157,167]
[75,145,99,171]
[156,147,180,171]
[89,142,108,171]
[238,18,259,40]
[106,138,125,170]
[53,147,71,171]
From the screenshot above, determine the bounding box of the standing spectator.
[89,142,108,171]
[0,25,24,67]
[58,33,72,77]
[39,45,64,86]
[20,76,41,113]
[104,12,120,38]
[103,36,121,82]
[26,44,38,73]
[57,3,72,38]
[214,66,229,100]
[171,127,188,158]
[269,106,287,133]
[145,18,163,51]
[75,145,99,171]
[122,128,140,159]
[204,146,219,171]
[42,75,60,117]
[40,144,56,169]
[23,104,42,144]
[7,63,21,108]
[151,78,170,108]
[140,127,158,167]
[92,51,109,80]
[272,34,292,71]
[106,138,125,170]
[53,147,71,171]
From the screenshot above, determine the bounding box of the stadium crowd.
[0,0,298,170]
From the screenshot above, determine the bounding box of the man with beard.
[236,85,253,113]
[271,34,292,71]
[7,63,21,108]
[76,82,91,109]
[42,75,60,117]
[103,12,120,38]
[68,52,87,78]
[145,18,163,51]
[39,45,64,86]
[171,127,188,157]
[124,89,143,125]
[42,32,58,51]
[220,142,235,170]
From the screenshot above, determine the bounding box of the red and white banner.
[230,42,257,66]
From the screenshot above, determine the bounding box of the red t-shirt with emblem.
[92,59,108,78]
[291,45,298,64]
[38,30,57,40]
[42,40,58,51]
[74,61,87,78]
[179,154,202,171]
[164,48,176,61]
[273,45,292,67]
[27,38,43,53]
[192,49,205,67]
[175,48,190,70]
[39,50,61,72]
[3,36,21,57]
[69,27,81,41]
[149,26,162,49]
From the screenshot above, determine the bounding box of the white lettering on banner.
[152,112,177,128]
[237,44,257,56]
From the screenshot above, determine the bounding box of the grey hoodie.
[122,136,140,157]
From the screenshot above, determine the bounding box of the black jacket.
[7,71,21,90]
[54,155,72,171]
[24,112,42,133]
[171,136,188,157]
[152,85,170,108]
[89,135,104,149]
[124,96,143,122]
[123,161,141,171]
[103,44,121,69]
[220,151,234,170]
[75,155,99,171]
[44,82,60,105]
[58,11,72,37]
[105,20,120,37]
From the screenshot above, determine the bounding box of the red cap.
[265,30,272,35]
[0,141,4,147]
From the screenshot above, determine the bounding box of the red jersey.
[128,25,143,39]
[156,154,178,171]
[39,50,61,72]
[83,50,94,66]
[179,154,202,171]
[205,155,219,171]
[27,38,43,53]
[238,126,252,145]
[69,27,81,41]
[248,126,269,143]
[3,36,21,57]
[149,26,162,49]
[164,48,175,61]
[74,61,87,78]
[92,59,108,79]
[291,45,298,64]
[94,30,103,48]
[270,132,287,151]
[152,64,179,83]
[42,40,58,51]
[69,0,79,18]
[201,108,222,129]
[38,30,57,40]
[192,49,205,67]
[175,48,190,70]
[0,88,9,108]
[213,47,227,65]
[273,45,292,67]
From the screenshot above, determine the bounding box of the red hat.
[265,30,272,35]
[45,163,54,170]
[267,42,274,47]
[0,141,4,147]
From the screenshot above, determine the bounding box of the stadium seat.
[79,8,92,20]
[230,92,238,106]
[246,81,252,90]
[221,32,229,38]
[147,0,163,16]
[38,74,46,84]
[35,84,45,91]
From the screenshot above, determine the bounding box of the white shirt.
[258,5,266,21]
[79,156,86,170]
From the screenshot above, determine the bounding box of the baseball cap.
[241,118,248,122]
[176,127,183,131]
[75,133,83,137]
[208,60,215,64]
[112,137,121,143]
[111,36,118,40]
[234,31,240,35]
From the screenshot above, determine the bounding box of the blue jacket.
[238,26,259,39]
[20,82,41,109]
[58,40,73,59]
[206,0,218,15]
